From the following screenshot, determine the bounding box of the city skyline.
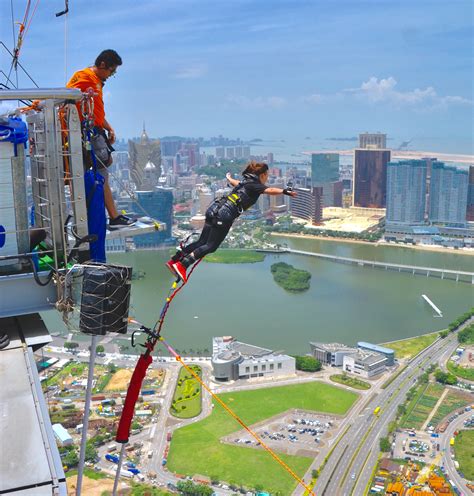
[0,0,472,153]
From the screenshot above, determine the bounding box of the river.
[41,239,472,355]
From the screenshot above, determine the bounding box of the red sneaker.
[165,260,176,278]
[168,260,188,283]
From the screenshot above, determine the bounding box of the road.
[440,410,473,495]
[302,332,461,496]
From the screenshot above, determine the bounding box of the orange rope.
[160,337,316,495]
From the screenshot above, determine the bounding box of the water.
[41,241,472,355]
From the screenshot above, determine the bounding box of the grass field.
[454,430,474,481]
[167,382,357,494]
[330,374,371,390]
[400,383,445,429]
[170,365,202,419]
[447,359,474,381]
[430,389,473,427]
[204,249,265,264]
[382,332,439,360]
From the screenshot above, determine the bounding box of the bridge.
[257,248,474,284]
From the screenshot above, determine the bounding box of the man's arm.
[103,118,116,144]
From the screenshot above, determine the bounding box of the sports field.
[167,381,357,494]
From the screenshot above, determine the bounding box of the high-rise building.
[386,160,427,226]
[353,149,391,208]
[311,153,341,207]
[290,187,323,224]
[267,152,274,165]
[161,139,182,157]
[359,133,386,149]
[311,153,339,184]
[128,127,161,190]
[235,146,243,159]
[216,147,225,159]
[429,162,469,226]
[226,147,235,159]
[243,146,251,158]
[134,188,173,247]
[181,143,199,169]
[467,166,474,222]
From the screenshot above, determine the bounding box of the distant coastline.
[271,232,474,256]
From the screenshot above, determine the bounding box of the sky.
[1,0,473,153]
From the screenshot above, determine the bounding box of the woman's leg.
[170,223,212,261]
[188,223,231,262]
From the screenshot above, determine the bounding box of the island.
[270,262,311,292]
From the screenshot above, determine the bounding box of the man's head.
[94,49,122,81]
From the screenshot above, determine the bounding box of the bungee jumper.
[166,161,297,282]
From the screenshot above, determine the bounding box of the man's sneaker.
[166,260,187,283]
[109,214,136,229]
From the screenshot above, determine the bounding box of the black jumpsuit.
[181,175,268,261]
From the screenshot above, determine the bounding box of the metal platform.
[0,315,66,495]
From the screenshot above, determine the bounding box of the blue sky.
[1,0,473,152]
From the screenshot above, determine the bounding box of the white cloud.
[344,76,472,107]
[173,63,208,80]
[227,94,287,109]
[302,93,323,104]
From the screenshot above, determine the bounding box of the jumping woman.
[166,161,297,282]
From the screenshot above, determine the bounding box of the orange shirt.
[67,67,105,128]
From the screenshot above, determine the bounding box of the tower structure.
[128,124,161,189]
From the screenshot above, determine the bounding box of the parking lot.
[393,430,441,463]
[223,411,341,456]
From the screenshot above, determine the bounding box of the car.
[351,473,356,479]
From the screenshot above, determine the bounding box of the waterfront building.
[342,350,388,378]
[386,160,427,226]
[429,162,469,227]
[357,342,394,365]
[309,342,358,366]
[211,336,295,381]
[466,166,474,221]
[353,148,391,208]
[290,187,323,224]
[134,188,173,247]
[359,132,386,149]
[128,127,161,190]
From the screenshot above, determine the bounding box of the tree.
[64,341,79,350]
[107,363,118,374]
[379,437,391,452]
[63,448,79,468]
[434,369,457,385]
[96,344,105,354]
[397,404,406,417]
[439,330,448,339]
[294,355,322,372]
[85,440,98,463]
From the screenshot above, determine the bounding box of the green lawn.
[170,365,202,419]
[330,374,371,390]
[454,430,474,481]
[381,332,439,360]
[204,249,265,264]
[167,382,357,494]
[401,383,445,429]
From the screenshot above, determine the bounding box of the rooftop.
[358,341,395,355]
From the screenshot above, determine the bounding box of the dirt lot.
[67,475,129,495]
[105,368,164,392]
[105,369,133,391]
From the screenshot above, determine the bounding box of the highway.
[303,332,461,496]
